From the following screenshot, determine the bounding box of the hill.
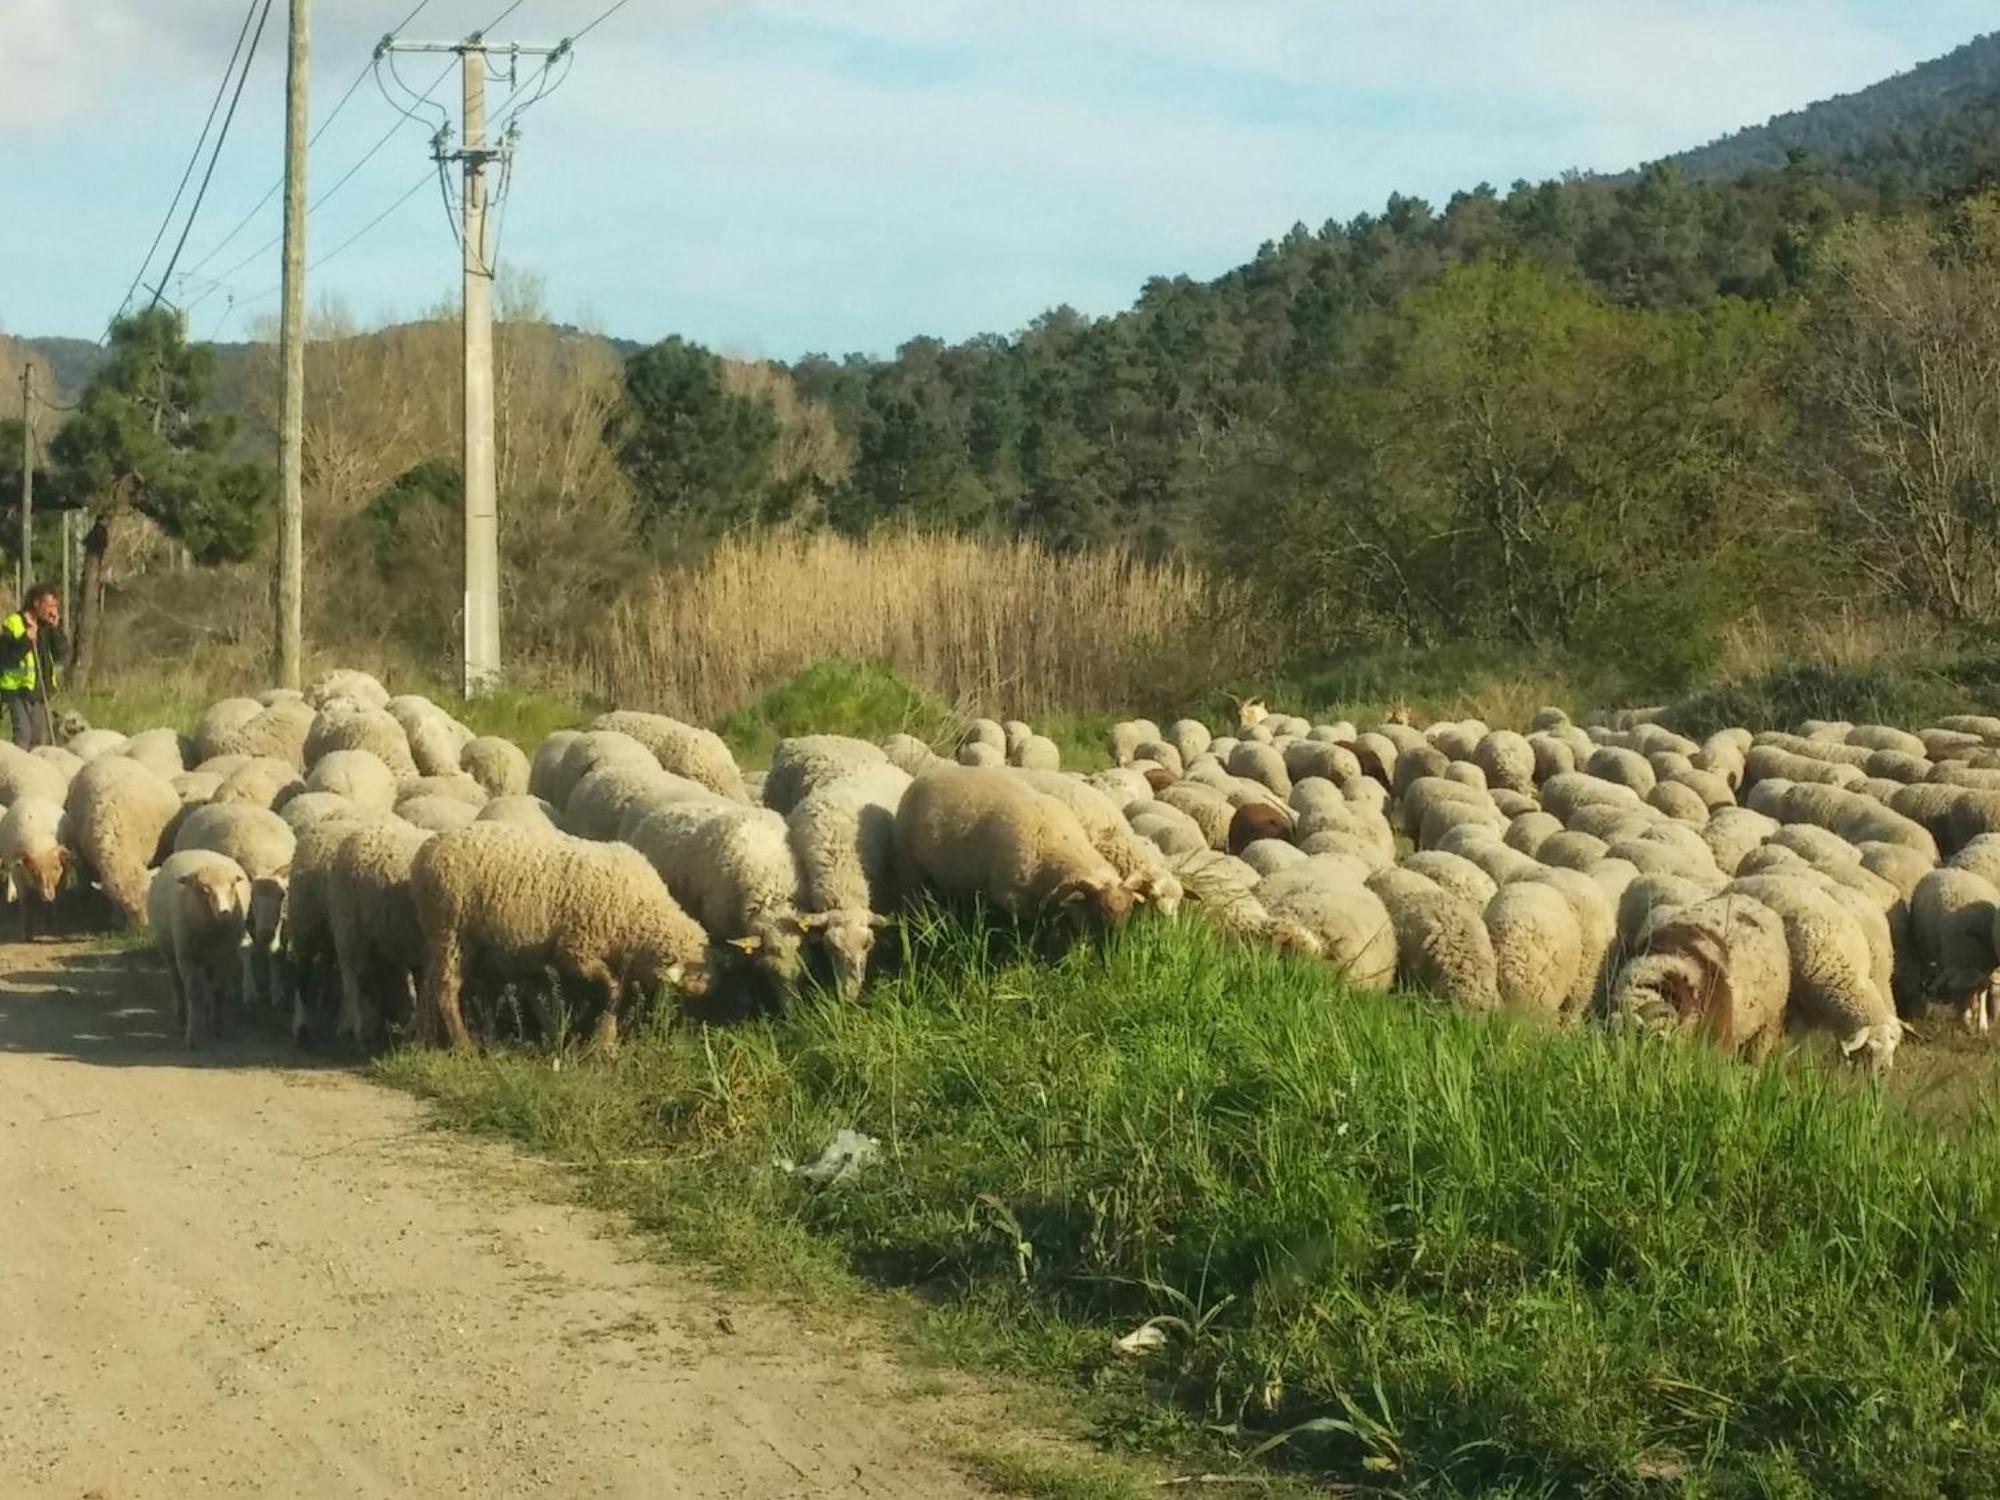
[1664,30,2000,192]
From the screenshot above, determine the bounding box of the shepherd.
[0,583,64,749]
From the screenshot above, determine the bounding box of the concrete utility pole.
[276,0,309,691]
[382,32,561,697]
[17,363,30,602]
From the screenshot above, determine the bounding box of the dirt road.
[0,942,993,1499]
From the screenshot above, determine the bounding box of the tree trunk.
[69,514,111,692]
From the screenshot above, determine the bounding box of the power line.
[147,0,279,313]
[108,0,263,332]
[572,0,631,43]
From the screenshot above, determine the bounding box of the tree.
[50,309,271,686]
[613,336,780,543]
[1792,197,2000,627]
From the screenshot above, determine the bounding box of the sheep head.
[179,866,250,929]
[14,846,71,906]
[801,910,890,1002]
[1837,1018,1903,1076]
[248,874,289,950]
[1051,872,1135,929]
[631,940,708,1001]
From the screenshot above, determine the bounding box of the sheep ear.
[727,935,763,953]
[866,913,893,929]
[794,912,828,931]
[663,963,684,986]
[272,863,292,880]
[1838,1028,1871,1058]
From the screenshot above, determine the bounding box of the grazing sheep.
[1726,874,1902,1072]
[193,697,263,762]
[958,741,1004,768]
[1013,769,1183,912]
[1513,865,1619,1017]
[1365,867,1499,1011]
[1608,895,1790,1060]
[1586,746,1655,796]
[1743,745,1864,792]
[396,794,481,833]
[1239,840,1306,877]
[591,710,747,801]
[304,705,419,781]
[280,791,363,832]
[1105,719,1163,766]
[212,756,305,812]
[475,794,560,830]
[1012,734,1061,771]
[625,801,810,996]
[1485,881,1583,1020]
[303,748,400,815]
[207,699,315,768]
[1538,830,1609,871]
[1910,868,2000,1031]
[1255,868,1398,989]
[413,824,712,1050]
[0,795,71,939]
[121,727,190,781]
[763,736,890,815]
[326,820,436,1045]
[460,735,531,797]
[148,849,252,1047]
[527,730,583,802]
[66,757,181,927]
[1615,873,1712,954]
[1131,806,1208,859]
[960,719,1007,757]
[895,765,1136,932]
[1647,781,1711,823]
[1503,811,1564,857]
[1701,807,1781,875]
[1527,733,1577,783]
[1165,719,1212,768]
[1470,731,1535,793]
[787,764,913,1000]
[0,743,71,806]
[1403,850,1499,908]
[306,668,390,710]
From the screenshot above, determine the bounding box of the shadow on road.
[0,942,355,1073]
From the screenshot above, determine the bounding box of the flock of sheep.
[10,667,2000,1074]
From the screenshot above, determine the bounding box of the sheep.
[1255,868,1398,989]
[895,765,1136,932]
[402,711,472,780]
[1664,767,1736,810]
[304,705,419,781]
[172,771,224,808]
[1443,761,1488,792]
[280,791,362,834]
[1014,769,1184,912]
[1586,746,1655,796]
[1949,791,2000,853]
[212,756,305,812]
[960,718,1007,757]
[1485,881,1583,1021]
[1615,873,1712,954]
[1450,836,1543,886]
[66,757,181,926]
[1361,868,1498,1010]
[412,824,711,1050]
[1910,868,2000,1032]
[1540,773,1643,823]
[527,729,583,802]
[193,697,263,761]
[402,772,488,808]
[624,801,811,997]
[875,733,940,777]
[1526,733,1577,784]
[1604,836,1718,885]
[0,743,70,806]
[195,753,250,780]
[545,729,658,811]
[564,761,717,841]
[1239,839,1306,877]
[148,849,252,1047]
[1089,767,1155,807]
[1701,807,1781,875]
[1013,735,1061,771]
[1403,850,1499,908]
[396,794,481,833]
[0,795,71,939]
[787,764,913,1000]
[458,735,531,797]
[121,727,189,781]
[1157,783,1235,850]
[31,745,82,785]
[324,820,437,1045]
[476,794,560,831]
[1726,874,1902,1071]
[999,720,1033,759]
[1513,865,1618,1017]
[591,710,747,801]
[1392,745,1451,798]
[306,668,390,710]
[208,699,315,769]
[1469,730,1535,793]
[1503,811,1564,858]
[1282,740,1362,789]
[1769,823,1860,868]
[1490,788,1539,819]
[1742,745,1864,792]
[764,735,890,815]
[1647,781,1711,823]
[1165,719,1212,767]
[1538,830,1610,871]
[1226,741,1290,797]
[173,802,297,1005]
[957,741,1002,768]
[1105,720,1162,766]
[1131,807,1208,859]
[1608,895,1790,1061]
[276,811,379,1039]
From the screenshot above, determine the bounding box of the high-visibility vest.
[0,613,46,694]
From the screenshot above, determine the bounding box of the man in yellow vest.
[0,583,63,749]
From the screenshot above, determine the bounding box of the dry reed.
[583,530,1272,721]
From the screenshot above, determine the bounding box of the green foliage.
[717,658,956,766]
[387,914,2000,1496]
[50,308,270,562]
[615,336,782,538]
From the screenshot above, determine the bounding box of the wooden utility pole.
[276,0,308,691]
[17,364,30,602]
[381,32,562,697]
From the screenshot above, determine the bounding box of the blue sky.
[0,1,1990,360]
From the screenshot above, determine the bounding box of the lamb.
[589,710,747,801]
[787,764,913,1000]
[325,820,436,1045]
[66,756,182,926]
[1608,894,1790,1060]
[895,764,1136,932]
[1910,868,2000,1032]
[147,849,252,1047]
[460,735,531,797]
[412,824,712,1050]
[173,802,298,1006]
[1725,873,1902,1072]
[1364,867,1499,1011]
[763,735,889,815]
[624,801,811,996]
[0,795,71,939]
[1484,880,1583,1021]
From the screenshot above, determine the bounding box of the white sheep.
[1910,868,2000,1032]
[148,849,252,1047]
[589,710,747,801]
[66,756,182,927]
[173,802,298,1007]
[787,763,913,1000]
[763,735,889,815]
[1608,894,1790,1060]
[0,795,71,939]
[476,794,561,831]
[624,800,811,997]
[459,735,531,797]
[304,748,399,815]
[1484,880,1583,1020]
[327,819,436,1045]
[1254,866,1398,989]
[1013,768,1184,912]
[1364,867,1498,1011]
[1726,873,1902,1072]
[412,824,712,1050]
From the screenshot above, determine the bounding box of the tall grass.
[387,915,2000,1496]
[582,530,1273,723]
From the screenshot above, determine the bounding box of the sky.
[0,0,1990,361]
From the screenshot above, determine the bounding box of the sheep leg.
[573,958,621,1056]
[420,940,472,1050]
[180,960,204,1050]
[164,952,188,1034]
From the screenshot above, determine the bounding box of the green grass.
[717,659,960,767]
[382,913,2000,1497]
